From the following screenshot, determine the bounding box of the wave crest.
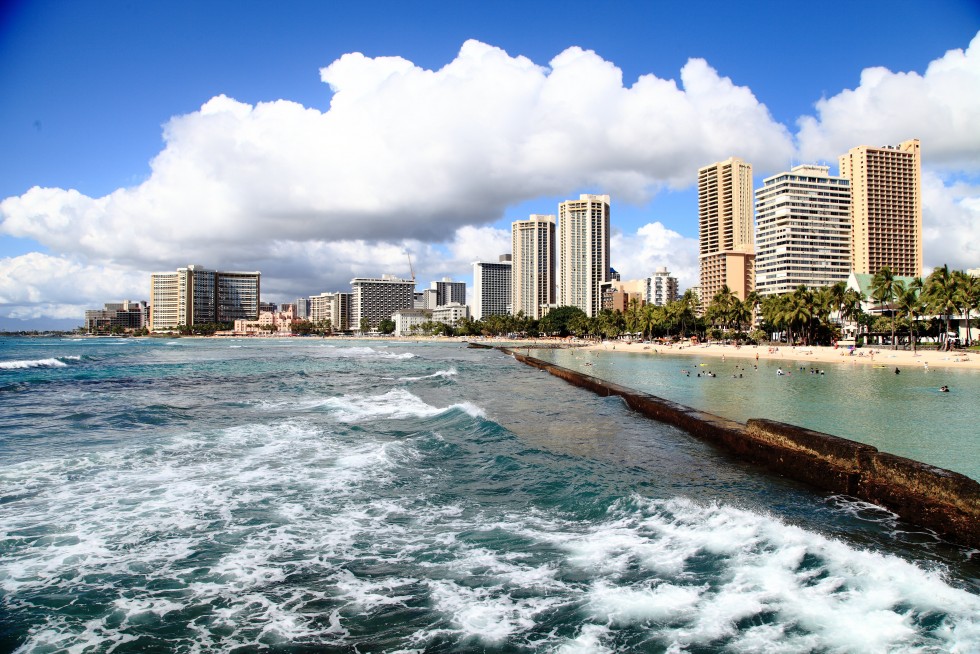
[0,356,81,370]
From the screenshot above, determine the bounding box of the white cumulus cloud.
[611,222,700,291]
[1,34,978,324]
[0,253,146,320]
[1,40,794,322]
[797,33,980,169]
[921,171,980,273]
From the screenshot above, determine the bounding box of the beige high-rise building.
[838,139,921,277]
[698,157,755,309]
[511,214,555,319]
[558,194,611,317]
[309,291,352,332]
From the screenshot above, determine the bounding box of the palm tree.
[785,289,814,345]
[954,271,979,347]
[896,281,923,352]
[707,285,739,335]
[671,290,699,338]
[640,303,665,340]
[759,294,786,342]
[924,265,961,349]
[624,298,643,338]
[840,288,865,340]
[870,266,901,349]
[730,298,753,341]
[827,281,848,329]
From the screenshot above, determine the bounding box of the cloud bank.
[1,35,978,325]
[797,33,980,170]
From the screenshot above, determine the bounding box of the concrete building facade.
[839,139,921,277]
[350,275,416,330]
[432,302,469,326]
[218,272,262,323]
[84,300,148,332]
[392,309,431,336]
[422,289,439,310]
[558,194,611,317]
[234,305,297,335]
[511,214,556,319]
[754,164,852,296]
[649,267,679,306]
[294,297,310,319]
[698,157,755,308]
[431,278,466,307]
[309,291,351,332]
[149,265,260,331]
[471,256,512,321]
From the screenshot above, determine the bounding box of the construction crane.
[406,251,415,283]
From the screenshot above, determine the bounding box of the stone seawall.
[501,348,980,548]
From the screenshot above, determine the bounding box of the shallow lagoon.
[531,346,980,481]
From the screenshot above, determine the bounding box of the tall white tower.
[558,194,610,317]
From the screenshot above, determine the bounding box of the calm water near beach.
[1,337,978,652]
[531,346,980,482]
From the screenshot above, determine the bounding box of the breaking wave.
[0,355,81,370]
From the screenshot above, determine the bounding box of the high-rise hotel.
[149,265,260,331]
[350,275,415,329]
[511,215,555,319]
[754,165,852,296]
[558,194,611,317]
[698,157,755,308]
[839,139,922,277]
[471,255,512,321]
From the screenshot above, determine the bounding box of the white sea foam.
[324,388,485,422]
[557,624,613,654]
[397,368,458,381]
[317,346,415,360]
[0,356,78,369]
[4,400,979,653]
[333,569,417,610]
[550,496,980,652]
[1,417,423,651]
[426,579,556,643]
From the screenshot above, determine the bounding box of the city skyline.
[1,1,978,329]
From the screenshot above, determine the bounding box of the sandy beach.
[582,340,980,371]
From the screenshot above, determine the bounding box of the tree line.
[705,264,978,349]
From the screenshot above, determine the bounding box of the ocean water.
[1,337,978,653]
[531,346,980,482]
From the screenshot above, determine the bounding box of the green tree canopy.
[538,306,588,337]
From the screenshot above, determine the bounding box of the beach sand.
[582,340,980,371]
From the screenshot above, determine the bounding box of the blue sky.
[1,0,979,329]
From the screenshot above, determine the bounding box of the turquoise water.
[530,347,980,481]
[1,337,978,652]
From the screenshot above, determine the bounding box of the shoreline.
[581,340,980,371]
